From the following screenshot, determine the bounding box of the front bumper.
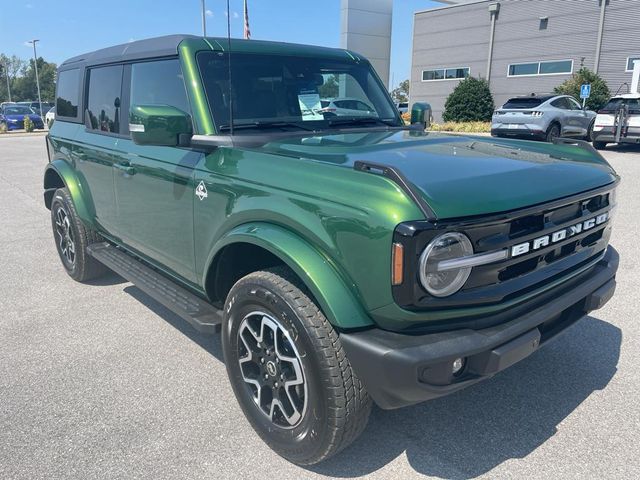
[341,246,618,409]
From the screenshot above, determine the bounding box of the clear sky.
[0,0,441,88]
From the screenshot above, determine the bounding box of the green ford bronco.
[44,35,619,465]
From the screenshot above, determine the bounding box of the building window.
[422,67,469,81]
[508,59,573,77]
[626,57,640,72]
[539,17,549,30]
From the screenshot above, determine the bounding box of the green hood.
[264,130,618,219]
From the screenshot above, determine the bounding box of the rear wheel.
[50,188,107,282]
[593,141,608,150]
[545,123,561,142]
[222,267,371,465]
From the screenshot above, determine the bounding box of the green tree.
[553,67,610,111]
[318,74,339,98]
[391,79,410,103]
[0,54,26,102]
[12,57,57,102]
[443,77,494,122]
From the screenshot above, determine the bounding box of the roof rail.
[353,160,437,221]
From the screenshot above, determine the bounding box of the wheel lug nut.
[260,358,265,364]
[274,382,279,388]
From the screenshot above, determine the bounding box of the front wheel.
[222,267,372,465]
[593,141,608,150]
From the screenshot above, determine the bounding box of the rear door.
[73,64,124,234]
[113,58,201,284]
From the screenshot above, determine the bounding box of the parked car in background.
[396,102,409,114]
[591,93,640,149]
[319,97,376,117]
[0,104,45,130]
[16,101,54,117]
[45,106,55,128]
[491,95,596,142]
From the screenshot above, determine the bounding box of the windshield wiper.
[327,117,398,128]
[219,121,315,132]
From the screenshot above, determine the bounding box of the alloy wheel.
[237,311,307,429]
[54,205,76,266]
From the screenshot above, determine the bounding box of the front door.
[113,58,201,284]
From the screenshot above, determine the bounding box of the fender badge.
[195,181,208,201]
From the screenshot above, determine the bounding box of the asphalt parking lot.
[1,134,639,479]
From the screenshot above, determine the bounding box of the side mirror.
[410,102,432,129]
[129,104,192,147]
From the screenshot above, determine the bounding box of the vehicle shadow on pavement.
[84,271,128,287]
[310,316,621,479]
[123,286,224,362]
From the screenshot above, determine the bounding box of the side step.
[87,242,222,334]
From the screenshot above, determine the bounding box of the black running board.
[87,242,222,334]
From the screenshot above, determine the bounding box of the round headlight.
[419,232,473,297]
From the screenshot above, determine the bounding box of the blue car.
[0,104,45,131]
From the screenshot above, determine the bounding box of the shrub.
[443,77,494,122]
[23,115,34,132]
[429,121,491,133]
[553,67,610,111]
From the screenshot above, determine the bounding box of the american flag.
[243,0,251,39]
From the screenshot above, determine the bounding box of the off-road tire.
[545,123,561,143]
[50,188,107,282]
[222,267,372,465]
[593,141,608,150]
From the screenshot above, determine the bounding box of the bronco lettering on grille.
[511,212,609,258]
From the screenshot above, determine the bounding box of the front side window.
[86,65,123,134]
[130,59,191,115]
[197,52,399,132]
[56,69,80,118]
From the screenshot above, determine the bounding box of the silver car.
[491,95,596,142]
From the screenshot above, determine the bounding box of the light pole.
[3,60,11,103]
[28,39,43,119]
[201,0,207,36]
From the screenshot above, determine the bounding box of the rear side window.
[86,65,123,134]
[56,69,80,119]
[130,59,191,115]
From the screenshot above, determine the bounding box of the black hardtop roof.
[59,34,359,71]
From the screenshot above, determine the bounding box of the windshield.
[3,106,33,115]
[600,97,640,113]
[197,52,401,132]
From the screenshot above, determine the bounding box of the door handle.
[114,162,135,176]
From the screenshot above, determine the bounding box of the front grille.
[393,187,615,310]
